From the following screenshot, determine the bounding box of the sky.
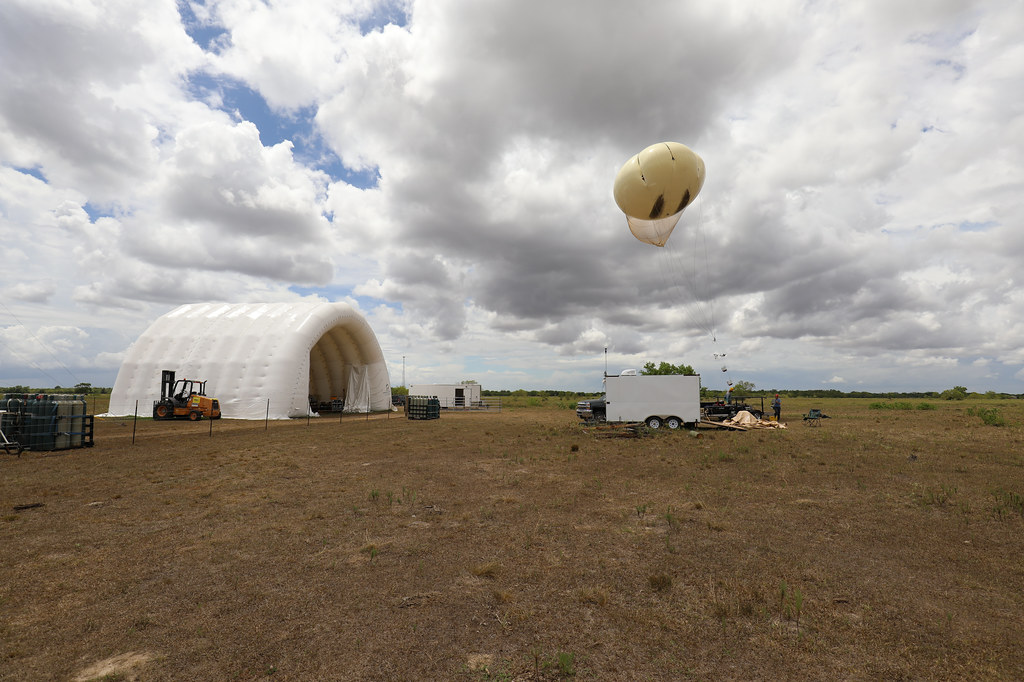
[1,0,1022,395]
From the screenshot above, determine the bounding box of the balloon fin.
[626,212,683,247]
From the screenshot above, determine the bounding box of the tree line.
[0,383,110,395]
[476,388,1021,400]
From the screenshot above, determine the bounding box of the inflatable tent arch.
[107,302,391,419]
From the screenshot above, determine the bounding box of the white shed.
[408,383,481,408]
[107,302,391,419]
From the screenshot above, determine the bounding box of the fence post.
[265,399,270,431]
[132,400,138,445]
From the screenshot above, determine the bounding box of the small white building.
[408,383,481,408]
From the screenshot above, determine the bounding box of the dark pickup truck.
[701,396,766,421]
[576,395,607,422]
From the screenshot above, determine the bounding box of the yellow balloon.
[613,142,705,247]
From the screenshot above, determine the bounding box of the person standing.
[771,394,781,420]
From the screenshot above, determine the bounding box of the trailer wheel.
[665,417,681,430]
[645,416,663,429]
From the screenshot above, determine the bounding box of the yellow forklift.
[152,370,221,421]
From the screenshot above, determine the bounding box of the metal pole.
[209,412,213,437]
[265,399,270,431]
[132,400,138,445]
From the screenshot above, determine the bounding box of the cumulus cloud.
[7,280,57,304]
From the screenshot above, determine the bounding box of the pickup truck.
[576,395,607,422]
[700,396,765,421]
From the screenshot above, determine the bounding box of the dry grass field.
[2,398,1023,680]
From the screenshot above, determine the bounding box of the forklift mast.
[160,370,176,401]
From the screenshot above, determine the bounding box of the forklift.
[153,370,221,421]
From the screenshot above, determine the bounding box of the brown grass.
[2,398,1023,680]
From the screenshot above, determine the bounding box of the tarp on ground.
[724,411,787,429]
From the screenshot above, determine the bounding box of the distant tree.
[74,382,93,394]
[732,380,756,392]
[941,386,968,400]
[461,379,478,384]
[640,361,695,376]
[391,385,409,396]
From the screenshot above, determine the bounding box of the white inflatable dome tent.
[107,302,391,419]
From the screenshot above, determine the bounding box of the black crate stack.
[1,394,95,451]
[406,395,440,420]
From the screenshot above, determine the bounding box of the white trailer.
[408,383,482,408]
[605,374,701,429]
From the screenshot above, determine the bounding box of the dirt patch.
[2,400,1023,679]
[74,651,156,681]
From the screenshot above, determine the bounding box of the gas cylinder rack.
[0,394,94,452]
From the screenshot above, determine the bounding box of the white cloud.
[1,0,1022,392]
[6,280,57,304]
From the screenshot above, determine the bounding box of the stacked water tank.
[0,394,94,451]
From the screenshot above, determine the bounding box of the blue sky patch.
[358,1,410,34]
[958,220,997,232]
[289,285,403,313]
[185,72,380,188]
[289,284,353,301]
[13,166,47,183]
[83,202,110,222]
[185,72,302,147]
[178,1,230,52]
